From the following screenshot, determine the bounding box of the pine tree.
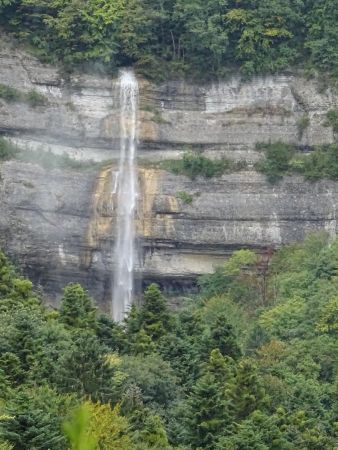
[231,358,267,421]
[209,315,242,359]
[57,331,113,402]
[59,283,97,330]
[139,284,171,340]
[188,350,234,449]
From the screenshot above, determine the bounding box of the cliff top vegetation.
[0,0,337,82]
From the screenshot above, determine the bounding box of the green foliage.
[297,114,310,139]
[0,0,337,81]
[207,315,242,359]
[64,401,134,450]
[305,0,338,79]
[0,385,70,450]
[259,296,307,339]
[0,84,48,107]
[139,283,172,341]
[199,249,262,307]
[56,331,114,402]
[59,283,97,330]
[163,152,234,179]
[231,358,267,420]
[258,142,338,182]
[63,403,97,450]
[25,89,48,107]
[1,236,338,448]
[187,350,234,449]
[224,249,259,276]
[316,297,338,334]
[176,191,193,204]
[0,84,22,102]
[256,142,295,183]
[0,138,18,161]
[325,108,338,132]
[293,143,338,181]
[0,443,13,450]
[129,407,173,449]
[120,354,180,410]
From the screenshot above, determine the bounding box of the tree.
[225,0,304,76]
[96,314,126,351]
[139,283,171,340]
[63,403,97,450]
[208,314,242,359]
[59,283,97,330]
[305,0,338,77]
[187,350,234,449]
[231,358,267,421]
[64,401,135,450]
[57,331,113,402]
[120,354,180,409]
[174,0,230,76]
[0,385,70,450]
[316,297,338,334]
[129,407,173,449]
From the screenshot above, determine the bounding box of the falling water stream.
[112,70,139,322]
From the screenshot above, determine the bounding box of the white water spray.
[112,70,139,322]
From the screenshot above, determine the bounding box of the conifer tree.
[139,284,171,340]
[59,283,97,330]
[188,350,234,449]
[231,358,267,421]
[209,315,242,359]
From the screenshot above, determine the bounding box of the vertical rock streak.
[112,70,139,321]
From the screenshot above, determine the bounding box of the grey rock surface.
[0,35,338,308]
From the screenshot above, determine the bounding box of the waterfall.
[112,70,139,322]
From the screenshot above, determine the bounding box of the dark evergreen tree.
[187,350,234,449]
[208,314,242,359]
[56,331,113,402]
[231,358,267,421]
[139,283,171,340]
[59,283,97,330]
[0,385,70,450]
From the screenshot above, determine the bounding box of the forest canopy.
[0,233,338,449]
[0,0,337,81]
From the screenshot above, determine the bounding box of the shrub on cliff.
[0,138,18,161]
[257,142,338,182]
[256,142,295,183]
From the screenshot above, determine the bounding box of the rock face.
[0,35,338,309]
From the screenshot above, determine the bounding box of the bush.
[297,115,310,140]
[0,138,19,160]
[257,142,338,183]
[26,90,48,107]
[256,142,295,183]
[299,144,338,181]
[0,84,22,102]
[176,191,193,204]
[0,84,47,108]
[324,109,338,133]
[161,152,236,179]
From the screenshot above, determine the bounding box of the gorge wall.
[0,35,337,308]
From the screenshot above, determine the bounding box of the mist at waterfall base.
[112,70,139,322]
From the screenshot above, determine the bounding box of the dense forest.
[0,233,337,449]
[0,0,337,81]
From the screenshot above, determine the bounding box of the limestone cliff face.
[0,35,338,307]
